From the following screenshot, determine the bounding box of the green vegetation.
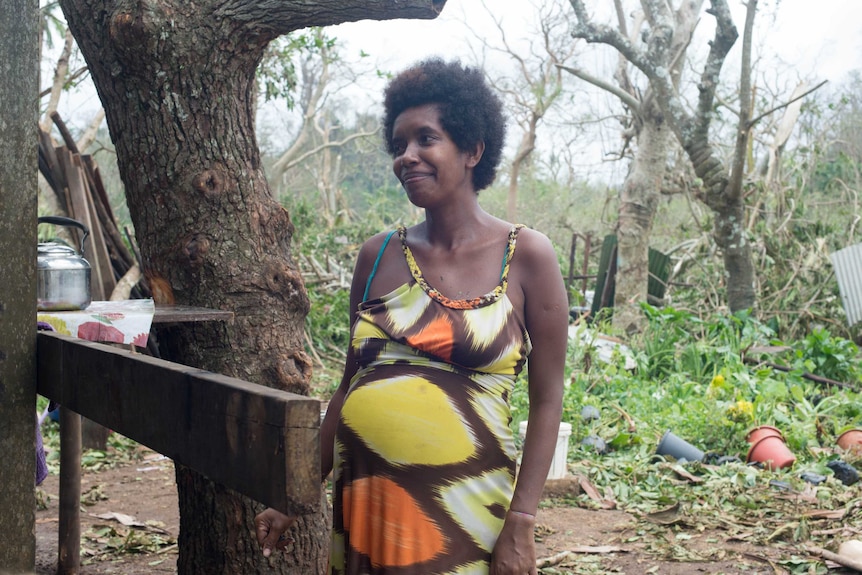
[509,307,862,574]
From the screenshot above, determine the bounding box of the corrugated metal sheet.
[830,243,862,326]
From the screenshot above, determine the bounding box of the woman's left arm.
[491,229,569,575]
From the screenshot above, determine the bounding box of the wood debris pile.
[38,112,149,302]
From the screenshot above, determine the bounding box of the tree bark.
[507,124,536,221]
[0,0,39,572]
[613,98,671,333]
[57,0,445,572]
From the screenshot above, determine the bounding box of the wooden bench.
[37,331,320,573]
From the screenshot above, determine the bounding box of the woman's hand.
[490,510,538,575]
[254,508,297,557]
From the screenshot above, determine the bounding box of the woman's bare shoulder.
[514,226,556,262]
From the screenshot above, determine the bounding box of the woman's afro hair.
[382,58,506,192]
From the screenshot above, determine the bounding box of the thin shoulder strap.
[499,224,526,282]
[363,229,398,301]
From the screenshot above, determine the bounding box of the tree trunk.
[684,140,757,312]
[57,0,444,572]
[714,202,756,312]
[613,101,671,333]
[507,124,536,221]
[175,465,331,574]
[0,0,39,571]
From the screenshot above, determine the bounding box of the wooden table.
[38,303,319,575]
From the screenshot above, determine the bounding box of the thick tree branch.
[271,50,332,175]
[613,0,629,38]
[76,109,106,153]
[40,29,75,132]
[692,0,737,144]
[640,0,674,64]
[569,0,654,74]
[216,0,446,36]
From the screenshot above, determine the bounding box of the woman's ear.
[466,141,485,168]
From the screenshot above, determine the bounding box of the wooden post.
[0,0,39,570]
[567,232,577,293]
[57,408,82,575]
[581,234,592,298]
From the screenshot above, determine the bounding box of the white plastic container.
[519,421,572,479]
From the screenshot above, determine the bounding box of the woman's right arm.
[319,232,387,480]
[255,234,385,556]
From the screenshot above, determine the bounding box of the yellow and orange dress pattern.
[331,225,531,575]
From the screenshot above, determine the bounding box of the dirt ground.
[32,445,853,575]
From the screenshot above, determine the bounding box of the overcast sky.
[312,0,862,180]
[330,0,862,84]
[54,0,862,166]
[56,1,862,116]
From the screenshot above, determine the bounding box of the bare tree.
[267,31,380,227]
[567,0,760,318]
[471,0,576,221]
[56,0,445,573]
[561,0,704,331]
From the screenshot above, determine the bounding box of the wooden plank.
[74,153,116,300]
[37,331,320,515]
[153,304,235,324]
[56,147,105,300]
[38,128,67,209]
[81,155,136,271]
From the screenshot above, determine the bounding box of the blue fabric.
[363,230,397,302]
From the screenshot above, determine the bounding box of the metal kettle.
[37,216,92,311]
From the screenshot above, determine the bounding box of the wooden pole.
[0,0,39,569]
[57,407,82,574]
[581,234,592,297]
[567,232,577,291]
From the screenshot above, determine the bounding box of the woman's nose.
[399,141,419,165]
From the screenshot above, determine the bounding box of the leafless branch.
[40,29,75,132]
[557,64,641,111]
[569,0,655,74]
[747,79,828,128]
[75,109,106,153]
[727,0,757,203]
[278,129,379,174]
[692,0,737,143]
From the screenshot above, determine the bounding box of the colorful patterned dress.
[331,225,531,575]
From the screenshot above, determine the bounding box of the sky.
[328,0,862,84]
[302,0,862,183]
[56,1,862,116]
[53,0,862,166]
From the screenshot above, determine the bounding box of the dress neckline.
[397,225,524,310]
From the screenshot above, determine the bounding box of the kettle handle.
[38,216,90,255]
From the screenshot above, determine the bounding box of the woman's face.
[390,104,480,208]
